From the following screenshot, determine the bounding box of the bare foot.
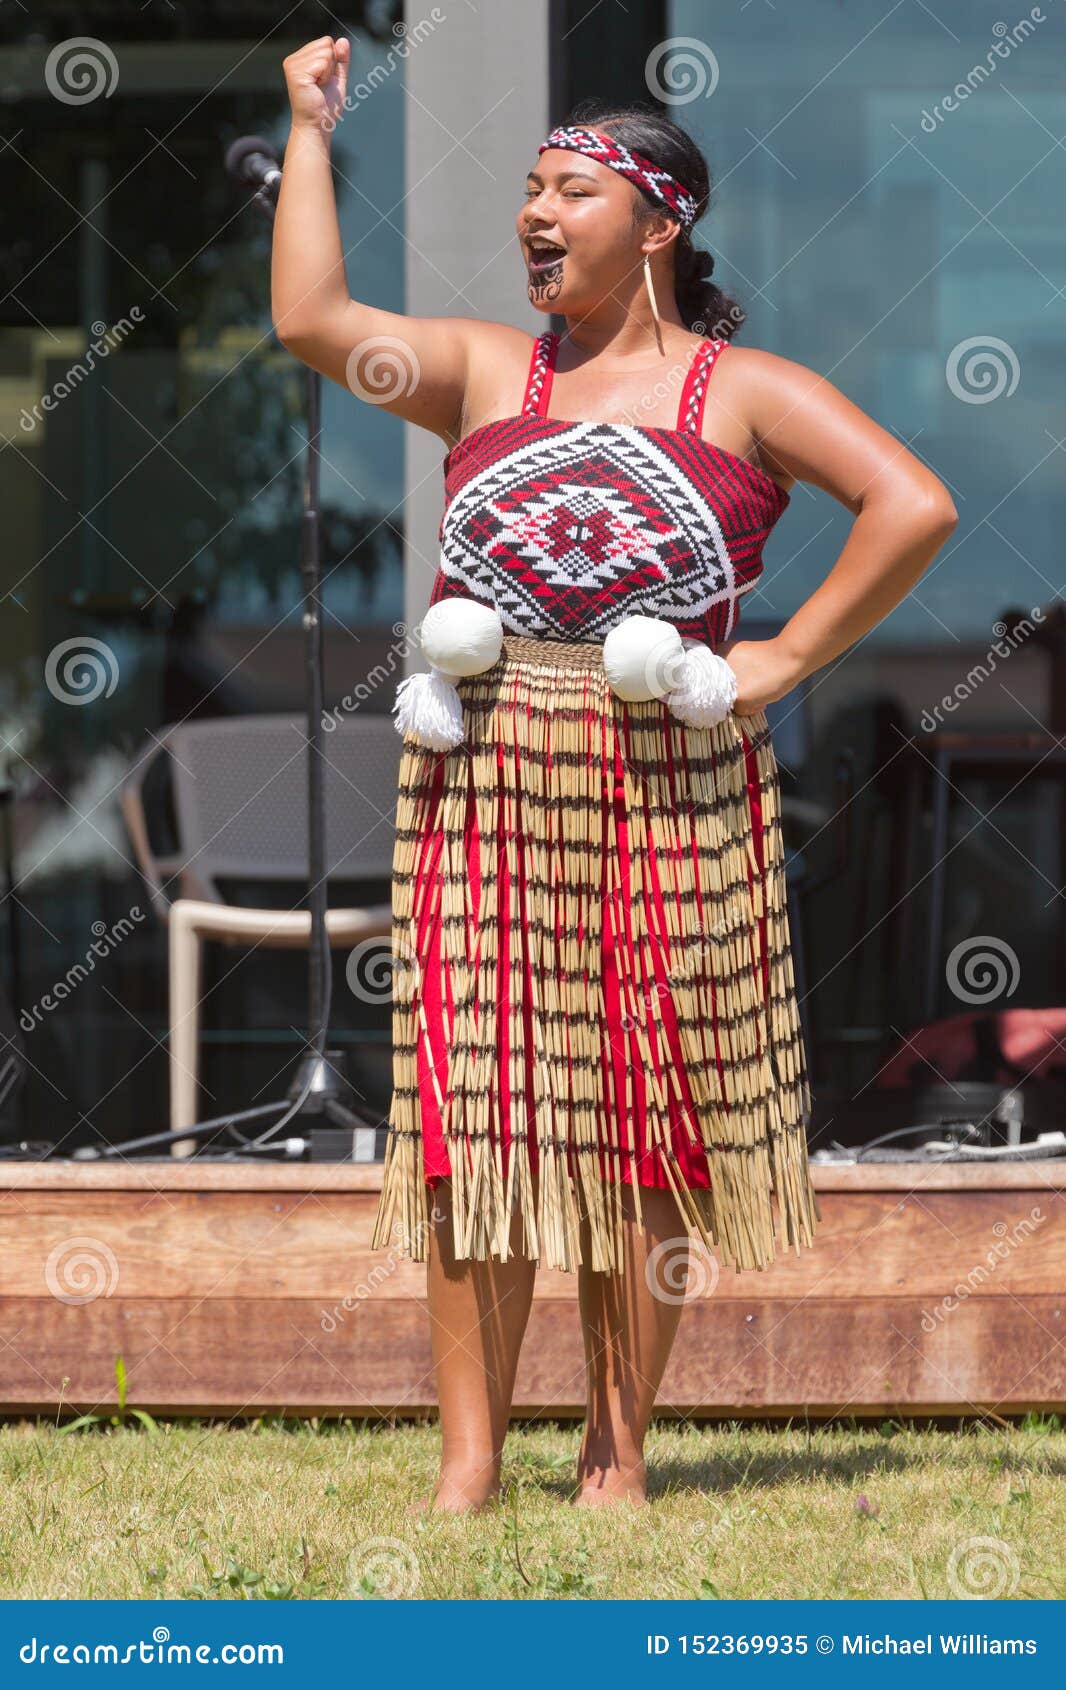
[574,1449,648,1507]
[408,1462,501,1515]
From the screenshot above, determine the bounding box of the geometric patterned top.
[430,329,789,648]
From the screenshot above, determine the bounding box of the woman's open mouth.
[527,240,566,274]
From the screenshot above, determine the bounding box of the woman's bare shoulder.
[703,343,820,492]
[719,343,953,511]
[436,318,544,448]
[716,342,824,406]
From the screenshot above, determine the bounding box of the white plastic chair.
[120,714,398,1154]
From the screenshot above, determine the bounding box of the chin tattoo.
[527,259,564,304]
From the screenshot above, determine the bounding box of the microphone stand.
[90,139,379,1161]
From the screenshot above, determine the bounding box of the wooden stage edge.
[1,1157,1064,1421]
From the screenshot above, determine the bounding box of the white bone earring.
[643,253,662,335]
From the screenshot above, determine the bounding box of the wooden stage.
[1,1158,1063,1420]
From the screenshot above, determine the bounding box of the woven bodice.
[429,330,789,649]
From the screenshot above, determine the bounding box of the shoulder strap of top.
[676,338,727,434]
[521,330,557,416]
[522,332,724,430]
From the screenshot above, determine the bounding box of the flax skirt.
[373,633,821,1275]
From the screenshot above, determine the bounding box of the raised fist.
[282,36,350,133]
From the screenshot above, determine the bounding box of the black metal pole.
[106,144,379,1157]
[301,365,328,1058]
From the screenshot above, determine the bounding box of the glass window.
[657,1,1066,1128]
[0,7,404,1147]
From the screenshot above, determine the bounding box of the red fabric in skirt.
[410,716,769,1192]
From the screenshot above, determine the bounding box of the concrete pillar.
[402,3,550,667]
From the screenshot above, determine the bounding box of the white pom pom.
[392,666,465,750]
[421,596,503,678]
[392,597,504,749]
[665,641,737,728]
[602,614,685,702]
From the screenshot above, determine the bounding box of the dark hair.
[561,98,746,341]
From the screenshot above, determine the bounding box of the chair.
[120,714,400,1154]
[904,729,1066,1023]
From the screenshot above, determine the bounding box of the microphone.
[224,134,282,216]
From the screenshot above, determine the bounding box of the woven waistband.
[501,633,605,670]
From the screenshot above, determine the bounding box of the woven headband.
[537,124,699,229]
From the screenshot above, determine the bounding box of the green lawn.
[0,1418,1062,1600]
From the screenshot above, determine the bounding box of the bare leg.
[574,1185,689,1506]
[421,1179,537,1513]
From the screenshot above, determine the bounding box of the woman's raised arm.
[271,36,473,442]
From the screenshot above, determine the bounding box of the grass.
[0,1416,1063,1600]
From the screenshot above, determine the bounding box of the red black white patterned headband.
[538,125,699,229]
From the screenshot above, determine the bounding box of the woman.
[273,38,957,1512]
